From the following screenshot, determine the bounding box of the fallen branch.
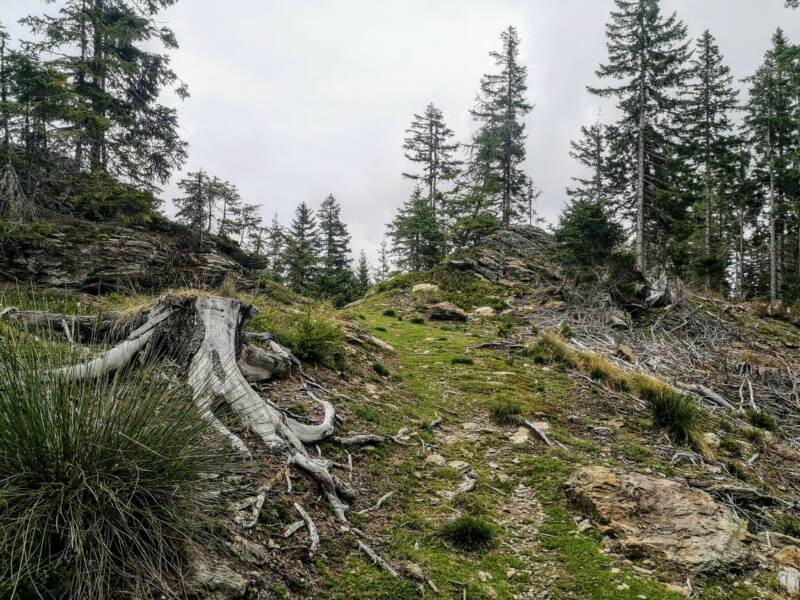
[357,540,400,579]
[293,502,320,555]
[357,491,394,515]
[523,420,555,447]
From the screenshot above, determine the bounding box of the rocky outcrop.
[428,302,467,322]
[446,225,558,287]
[0,220,246,292]
[565,465,749,574]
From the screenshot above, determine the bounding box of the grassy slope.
[321,289,704,600]
[2,279,789,599]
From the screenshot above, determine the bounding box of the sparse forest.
[2,1,800,600]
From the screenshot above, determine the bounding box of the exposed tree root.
[4,294,357,522]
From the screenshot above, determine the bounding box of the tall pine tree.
[355,250,370,297]
[589,0,691,272]
[467,26,533,226]
[679,30,740,292]
[284,201,321,295]
[264,214,286,283]
[316,194,353,306]
[403,103,460,212]
[388,186,444,272]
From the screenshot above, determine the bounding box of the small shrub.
[642,386,703,445]
[745,410,777,431]
[523,345,550,365]
[488,395,524,425]
[744,426,767,448]
[560,323,574,338]
[719,436,742,456]
[726,461,750,482]
[451,356,474,366]
[372,362,391,377]
[252,308,344,369]
[410,315,425,324]
[775,515,800,538]
[497,316,515,338]
[439,516,494,551]
[382,308,397,317]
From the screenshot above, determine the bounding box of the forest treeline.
[0,0,799,307]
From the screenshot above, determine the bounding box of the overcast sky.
[4,1,799,264]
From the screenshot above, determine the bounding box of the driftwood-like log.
[676,382,735,411]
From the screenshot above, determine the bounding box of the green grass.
[372,361,391,377]
[641,386,704,446]
[382,308,397,317]
[439,516,494,551]
[451,356,474,365]
[409,315,425,324]
[0,333,228,599]
[488,395,524,424]
[251,306,345,368]
[745,410,777,431]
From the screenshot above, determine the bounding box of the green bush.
[641,386,703,445]
[410,315,425,324]
[775,515,800,538]
[0,334,227,599]
[382,308,397,317]
[439,516,494,551]
[745,410,777,431]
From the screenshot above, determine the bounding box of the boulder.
[428,302,467,322]
[779,567,800,598]
[474,306,495,317]
[610,309,630,329]
[565,465,748,573]
[412,283,439,295]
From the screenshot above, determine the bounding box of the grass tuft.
[488,395,524,425]
[451,356,474,365]
[535,332,579,368]
[372,361,391,377]
[745,410,777,431]
[410,315,425,324]
[0,333,229,599]
[439,516,494,552]
[382,308,397,317]
[640,385,704,446]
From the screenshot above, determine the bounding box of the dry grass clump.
[582,352,630,391]
[535,331,579,367]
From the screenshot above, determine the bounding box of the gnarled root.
[16,294,354,521]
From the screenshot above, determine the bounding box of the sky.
[4,0,799,264]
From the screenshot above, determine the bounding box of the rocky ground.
[2,225,800,599]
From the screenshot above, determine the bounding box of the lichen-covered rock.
[473,306,495,317]
[445,225,558,286]
[186,560,247,599]
[0,220,246,292]
[428,302,467,321]
[565,465,748,573]
[412,283,439,295]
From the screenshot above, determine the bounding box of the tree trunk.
[636,81,647,274]
[768,130,778,307]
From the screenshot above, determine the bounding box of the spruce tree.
[589,0,691,272]
[22,0,187,188]
[217,182,242,238]
[316,194,353,306]
[679,30,740,292]
[376,238,392,282]
[553,197,625,270]
[174,170,210,245]
[264,214,286,283]
[567,121,615,205]
[403,103,460,212]
[284,201,322,295]
[388,186,444,272]
[744,30,796,305]
[356,250,371,296]
[467,26,533,226]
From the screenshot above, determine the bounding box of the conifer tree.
[567,121,614,204]
[174,170,210,245]
[589,0,691,272]
[316,194,353,305]
[264,214,286,283]
[467,26,533,226]
[553,197,625,270]
[679,30,740,292]
[744,30,797,305]
[356,250,371,296]
[284,201,321,295]
[388,186,444,272]
[217,182,242,238]
[376,238,392,282]
[22,0,187,188]
[403,103,460,212]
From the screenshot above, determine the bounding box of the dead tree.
[3,294,357,521]
[0,162,35,223]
